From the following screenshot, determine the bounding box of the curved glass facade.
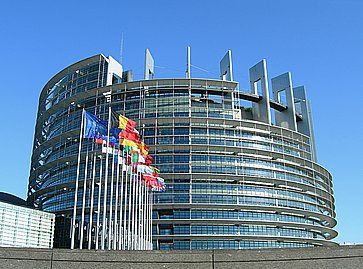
[28,55,337,250]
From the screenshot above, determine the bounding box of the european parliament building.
[28,48,337,250]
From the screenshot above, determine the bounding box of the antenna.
[119,33,124,64]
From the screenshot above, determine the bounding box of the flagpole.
[86,99,99,250]
[129,165,135,250]
[88,154,96,249]
[137,171,140,250]
[79,149,89,249]
[139,174,143,250]
[145,184,148,249]
[71,108,85,249]
[118,149,125,250]
[137,170,142,249]
[145,185,149,250]
[108,145,116,250]
[134,166,139,250]
[142,182,147,249]
[127,154,133,250]
[145,183,148,249]
[147,190,149,250]
[140,181,143,250]
[101,106,112,250]
[149,189,152,250]
[123,151,129,250]
[140,182,144,250]
[149,191,154,250]
[146,185,150,249]
[113,148,120,250]
[137,171,142,250]
[131,164,137,249]
[135,169,139,250]
[95,155,103,250]
[92,94,101,250]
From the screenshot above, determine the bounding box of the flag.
[145,155,153,165]
[83,111,107,139]
[150,177,165,192]
[95,137,103,144]
[126,154,132,166]
[110,127,122,141]
[121,138,139,149]
[139,141,149,156]
[151,183,166,192]
[119,115,136,131]
[96,133,119,146]
[108,111,122,146]
[142,173,156,187]
[131,152,139,163]
[137,165,153,175]
[149,166,160,174]
[83,111,121,146]
[157,176,165,183]
[138,154,145,163]
[119,130,140,143]
[123,145,133,152]
[141,173,164,189]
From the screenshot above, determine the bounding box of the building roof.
[0,192,27,207]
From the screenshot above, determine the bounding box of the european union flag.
[84,111,108,139]
[83,111,122,146]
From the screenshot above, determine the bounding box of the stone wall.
[0,245,362,269]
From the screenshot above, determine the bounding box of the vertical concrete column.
[186,46,191,79]
[220,50,233,81]
[106,56,123,86]
[271,72,297,131]
[294,86,317,161]
[307,100,317,161]
[249,59,271,124]
[144,48,155,80]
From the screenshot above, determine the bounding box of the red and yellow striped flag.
[119,115,136,131]
[120,138,139,149]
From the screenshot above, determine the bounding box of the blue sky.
[0,0,362,244]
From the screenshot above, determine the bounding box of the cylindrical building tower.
[28,51,337,250]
